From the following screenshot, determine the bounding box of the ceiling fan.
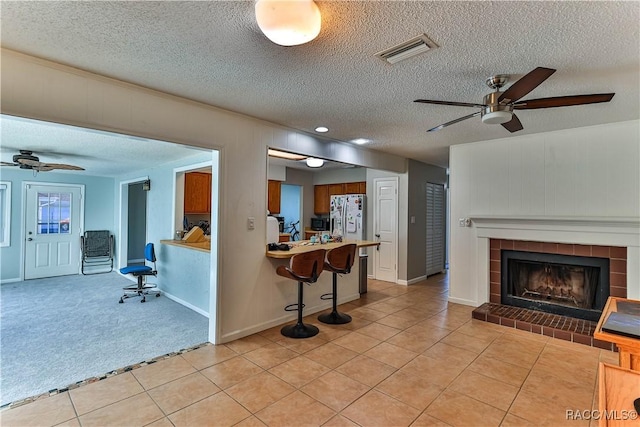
[415,67,615,133]
[1,150,85,172]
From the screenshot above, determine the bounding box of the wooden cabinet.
[314,185,330,214]
[184,172,211,214]
[598,363,640,426]
[328,183,344,196]
[314,181,366,215]
[268,180,282,214]
[344,182,363,194]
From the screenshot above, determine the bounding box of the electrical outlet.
[247,217,255,230]
[458,218,466,227]
[410,216,415,224]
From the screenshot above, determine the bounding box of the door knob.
[27,238,33,241]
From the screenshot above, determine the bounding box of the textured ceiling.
[1,1,638,169]
[0,116,207,177]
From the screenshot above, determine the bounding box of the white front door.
[24,183,83,279]
[374,178,398,283]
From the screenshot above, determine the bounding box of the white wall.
[449,120,640,306]
[1,49,407,343]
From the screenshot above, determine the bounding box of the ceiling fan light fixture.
[306,157,324,168]
[255,0,321,46]
[481,110,512,125]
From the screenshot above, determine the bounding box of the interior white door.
[24,184,83,279]
[374,178,398,283]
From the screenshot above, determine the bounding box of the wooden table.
[266,239,379,259]
[594,297,640,371]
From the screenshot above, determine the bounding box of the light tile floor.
[2,274,618,426]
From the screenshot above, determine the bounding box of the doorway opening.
[126,182,147,265]
[281,184,302,240]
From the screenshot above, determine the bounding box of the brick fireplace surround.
[472,239,627,351]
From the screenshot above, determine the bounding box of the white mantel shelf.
[470,215,640,229]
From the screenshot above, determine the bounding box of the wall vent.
[375,34,437,64]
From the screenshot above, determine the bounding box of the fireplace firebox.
[501,250,610,321]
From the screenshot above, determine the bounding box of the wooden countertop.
[266,239,378,259]
[160,239,210,253]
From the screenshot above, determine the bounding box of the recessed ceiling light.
[351,138,370,145]
[315,126,329,133]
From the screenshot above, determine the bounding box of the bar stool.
[277,248,327,339]
[318,243,357,325]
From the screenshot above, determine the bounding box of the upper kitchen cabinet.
[314,181,366,214]
[328,183,344,196]
[184,172,211,214]
[314,184,330,214]
[268,180,282,214]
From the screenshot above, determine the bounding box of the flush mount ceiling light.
[314,126,329,133]
[351,138,370,145]
[255,0,321,46]
[306,157,324,168]
[268,148,307,160]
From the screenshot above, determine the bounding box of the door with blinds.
[426,182,445,276]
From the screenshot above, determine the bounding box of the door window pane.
[37,192,72,234]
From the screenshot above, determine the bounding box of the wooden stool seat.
[318,244,357,325]
[277,249,326,338]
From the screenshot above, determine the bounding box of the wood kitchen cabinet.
[344,182,362,194]
[328,183,344,196]
[314,185,330,214]
[314,181,366,214]
[268,180,282,214]
[184,172,211,214]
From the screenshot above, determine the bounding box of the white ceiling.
[1,1,638,169]
[0,116,207,177]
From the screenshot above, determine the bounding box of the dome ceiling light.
[306,157,324,168]
[255,0,321,47]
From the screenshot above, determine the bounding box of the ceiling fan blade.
[415,99,486,108]
[427,111,481,132]
[501,114,524,133]
[17,158,41,167]
[498,67,556,104]
[1,161,18,167]
[40,163,85,171]
[513,93,615,110]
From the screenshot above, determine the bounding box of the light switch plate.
[248,217,255,230]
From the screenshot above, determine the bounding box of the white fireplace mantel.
[469,215,640,301]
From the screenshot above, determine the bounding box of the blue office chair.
[119,243,161,303]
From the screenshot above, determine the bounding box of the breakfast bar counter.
[266,239,379,259]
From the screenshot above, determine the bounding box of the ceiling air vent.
[375,34,437,64]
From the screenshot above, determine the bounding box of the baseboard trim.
[161,291,209,318]
[218,292,361,344]
[397,275,427,286]
[448,296,478,307]
[0,277,21,284]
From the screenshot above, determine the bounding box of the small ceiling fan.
[1,150,85,172]
[415,67,615,133]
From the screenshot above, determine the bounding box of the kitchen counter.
[266,239,378,259]
[160,239,210,253]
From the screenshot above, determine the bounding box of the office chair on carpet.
[119,243,161,303]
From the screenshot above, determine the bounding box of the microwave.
[311,217,329,231]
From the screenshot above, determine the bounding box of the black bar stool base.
[281,322,319,339]
[318,311,352,325]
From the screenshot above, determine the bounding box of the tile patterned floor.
[1,274,619,427]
